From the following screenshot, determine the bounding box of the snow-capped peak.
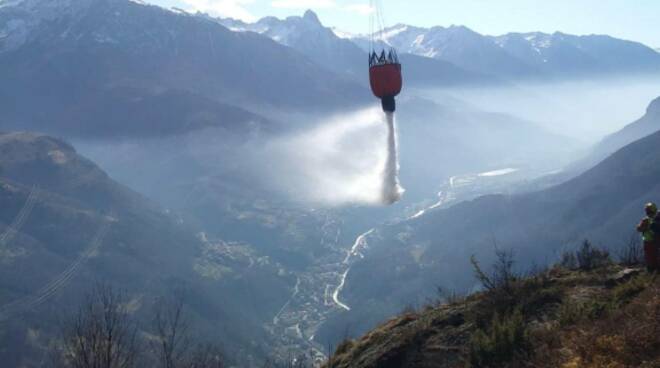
[331,27,354,39]
[376,24,409,41]
[2,0,94,19]
[213,10,333,46]
[524,33,553,49]
[0,0,97,54]
[169,7,189,15]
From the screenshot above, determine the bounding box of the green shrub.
[557,301,588,326]
[436,286,467,306]
[469,309,529,367]
[470,249,518,295]
[558,240,611,271]
[469,251,563,333]
[576,240,610,270]
[557,299,614,326]
[334,339,354,356]
[559,251,578,270]
[616,234,644,266]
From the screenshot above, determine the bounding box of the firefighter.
[637,202,658,272]
[653,210,660,267]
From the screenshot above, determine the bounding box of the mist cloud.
[259,107,398,206]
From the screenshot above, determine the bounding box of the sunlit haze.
[2,0,660,365]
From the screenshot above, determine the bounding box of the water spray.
[381,111,404,204]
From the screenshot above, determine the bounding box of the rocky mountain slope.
[0,132,291,366]
[590,96,660,163]
[0,0,366,138]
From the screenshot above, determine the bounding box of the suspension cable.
[369,0,389,51]
[369,0,374,53]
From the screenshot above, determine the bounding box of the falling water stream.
[381,111,404,204]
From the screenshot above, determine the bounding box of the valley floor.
[250,166,544,363]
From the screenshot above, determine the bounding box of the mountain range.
[0,132,292,365]
[219,10,660,82]
[216,10,497,87]
[2,0,659,139]
[349,24,660,79]
[0,0,366,138]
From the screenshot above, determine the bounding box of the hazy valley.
[1,0,660,366]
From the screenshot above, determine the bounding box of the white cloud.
[182,0,256,21]
[271,0,336,10]
[343,3,374,15]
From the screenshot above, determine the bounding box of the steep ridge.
[518,96,660,191]
[590,96,660,162]
[560,96,660,177]
[0,132,290,366]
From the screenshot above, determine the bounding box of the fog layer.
[427,74,660,142]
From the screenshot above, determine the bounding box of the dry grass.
[530,274,660,368]
[323,261,659,368]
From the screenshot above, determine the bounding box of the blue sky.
[147,0,660,47]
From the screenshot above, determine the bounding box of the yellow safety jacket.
[641,217,655,242]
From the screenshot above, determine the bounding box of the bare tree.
[55,283,139,368]
[617,232,644,266]
[187,344,225,368]
[153,297,191,368]
[576,239,610,270]
[152,297,225,368]
[53,286,224,368]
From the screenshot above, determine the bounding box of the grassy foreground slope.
[326,251,660,368]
